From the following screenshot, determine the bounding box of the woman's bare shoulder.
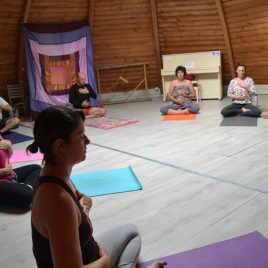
[33,183,77,222]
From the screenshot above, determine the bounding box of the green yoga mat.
[71,166,142,197]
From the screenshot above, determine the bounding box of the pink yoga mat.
[10,150,43,163]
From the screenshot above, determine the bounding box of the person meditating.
[69,72,106,119]
[28,106,143,268]
[0,134,41,207]
[160,66,199,115]
[0,96,20,134]
[221,63,261,117]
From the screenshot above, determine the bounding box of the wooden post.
[96,69,103,105]
[215,0,236,77]
[150,0,162,88]
[143,63,149,99]
[143,64,148,90]
[18,0,33,82]
[88,0,95,33]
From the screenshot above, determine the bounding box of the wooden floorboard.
[1,96,268,267]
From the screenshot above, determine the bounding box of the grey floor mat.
[220,116,258,126]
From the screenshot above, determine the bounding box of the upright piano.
[161,51,223,101]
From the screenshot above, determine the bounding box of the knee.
[13,117,20,125]
[160,106,168,115]
[17,186,33,207]
[22,190,33,207]
[189,104,200,114]
[221,107,227,116]
[16,117,20,124]
[118,223,140,239]
[100,108,106,116]
[29,164,42,170]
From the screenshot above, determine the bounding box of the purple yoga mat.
[137,231,268,268]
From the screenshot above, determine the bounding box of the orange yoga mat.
[163,114,197,121]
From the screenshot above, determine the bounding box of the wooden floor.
[2,96,268,267]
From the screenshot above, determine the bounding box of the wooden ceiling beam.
[88,0,95,35]
[150,0,162,89]
[18,0,33,81]
[215,0,236,77]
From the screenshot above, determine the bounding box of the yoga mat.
[85,116,139,130]
[10,150,43,163]
[71,166,142,197]
[137,231,268,268]
[163,114,197,121]
[220,116,258,126]
[3,132,33,144]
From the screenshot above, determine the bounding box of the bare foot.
[242,107,251,113]
[175,108,189,115]
[184,108,189,115]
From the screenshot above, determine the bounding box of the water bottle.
[252,93,258,106]
[15,107,19,117]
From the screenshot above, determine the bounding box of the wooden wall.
[0,0,267,98]
[222,0,268,84]
[92,0,158,94]
[156,0,231,84]
[0,0,25,97]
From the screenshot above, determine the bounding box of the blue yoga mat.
[3,132,33,144]
[71,166,142,197]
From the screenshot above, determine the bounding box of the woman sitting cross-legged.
[160,65,200,115]
[28,106,153,268]
[221,63,261,118]
[0,134,41,208]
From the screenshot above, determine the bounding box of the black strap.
[36,176,83,213]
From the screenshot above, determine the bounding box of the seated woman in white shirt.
[221,64,261,117]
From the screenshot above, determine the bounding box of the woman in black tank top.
[27,106,164,268]
[27,107,109,268]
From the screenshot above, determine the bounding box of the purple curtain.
[23,21,100,113]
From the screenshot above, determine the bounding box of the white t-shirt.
[227,77,257,104]
[0,97,8,120]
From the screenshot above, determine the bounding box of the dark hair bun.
[27,141,39,154]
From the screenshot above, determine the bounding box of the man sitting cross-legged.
[69,72,106,118]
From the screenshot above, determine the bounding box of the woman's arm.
[0,150,12,176]
[69,180,93,214]
[186,80,196,98]
[167,81,176,102]
[0,164,12,176]
[0,103,12,113]
[76,190,92,215]
[84,243,109,268]
[44,189,109,268]
[227,80,236,99]
[238,78,256,95]
[0,140,13,158]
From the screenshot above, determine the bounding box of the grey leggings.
[95,223,141,268]
[160,102,200,114]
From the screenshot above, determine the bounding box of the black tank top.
[31,176,100,268]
